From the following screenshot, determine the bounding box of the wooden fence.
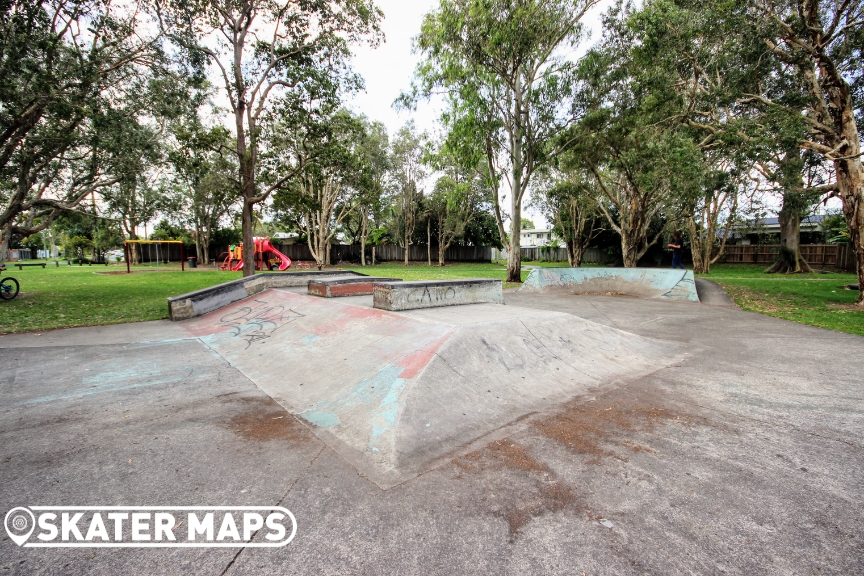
[721,244,855,270]
[492,246,607,264]
[270,243,493,264]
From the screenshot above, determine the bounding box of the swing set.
[123,240,186,273]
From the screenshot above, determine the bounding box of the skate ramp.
[182,290,685,487]
[519,267,699,302]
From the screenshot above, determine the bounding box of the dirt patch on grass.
[720,284,791,313]
[827,302,864,312]
[223,396,312,444]
[454,439,578,537]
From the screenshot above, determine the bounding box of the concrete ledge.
[373,279,504,311]
[519,267,700,302]
[167,271,367,320]
[308,276,402,298]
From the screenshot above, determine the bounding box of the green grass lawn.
[1,259,861,336]
[0,262,242,333]
[698,264,863,336]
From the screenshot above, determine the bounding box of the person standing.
[668,231,685,270]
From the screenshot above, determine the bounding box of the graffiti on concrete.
[406,286,458,304]
[219,299,305,348]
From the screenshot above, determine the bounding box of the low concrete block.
[167,270,367,320]
[308,276,402,298]
[519,267,700,302]
[373,279,504,311]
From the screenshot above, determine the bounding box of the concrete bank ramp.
[519,267,700,302]
[182,290,685,487]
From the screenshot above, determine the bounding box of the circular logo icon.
[4,507,35,546]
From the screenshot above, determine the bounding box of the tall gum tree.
[641,0,844,274]
[733,0,864,301]
[269,109,370,267]
[0,0,169,264]
[405,0,599,282]
[389,123,426,266]
[164,0,382,276]
[565,4,704,267]
[531,165,603,267]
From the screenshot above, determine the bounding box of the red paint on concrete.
[397,332,453,379]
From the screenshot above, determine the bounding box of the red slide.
[229,237,292,271]
[259,237,292,271]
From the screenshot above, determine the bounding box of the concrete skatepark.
[0,268,862,574]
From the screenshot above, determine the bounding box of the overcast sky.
[346,0,616,227]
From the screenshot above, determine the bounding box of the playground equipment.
[124,240,186,273]
[220,237,292,272]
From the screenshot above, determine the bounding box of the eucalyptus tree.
[162,0,382,276]
[389,122,427,266]
[169,118,239,264]
[406,0,600,282]
[269,109,370,267]
[687,0,864,294]
[751,0,862,292]
[353,117,390,266]
[531,165,603,267]
[565,3,704,267]
[428,147,486,266]
[630,0,845,273]
[0,0,169,264]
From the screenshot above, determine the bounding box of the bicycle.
[295,261,311,270]
[0,268,20,300]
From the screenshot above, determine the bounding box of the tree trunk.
[0,224,11,266]
[621,229,640,268]
[194,222,204,263]
[49,231,57,261]
[766,156,812,274]
[403,230,410,266]
[765,206,811,274]
[360,209,367,267]
[565,242,575,267]
[200,225,211,267]
[836,153,864,305]
[371,245,376,267]
[241,197,255,276]
[507,195,522,282]
[566,241,586,267]
[687,216,708,274]
[438,227,446,267]
[426,218,431,266]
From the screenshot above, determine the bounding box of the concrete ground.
[1,287,862,575]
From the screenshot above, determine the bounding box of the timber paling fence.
[492,246,607,264]
[720,244,855,271]
[274,243,494,264]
